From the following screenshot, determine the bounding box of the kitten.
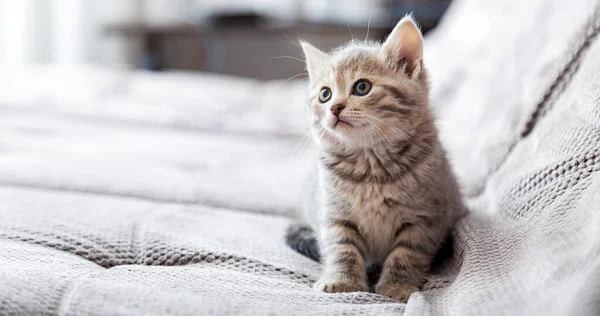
[286,16,466,303]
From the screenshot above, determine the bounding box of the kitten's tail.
[285,223,321,262]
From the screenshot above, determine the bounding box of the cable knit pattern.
[1,0,600,315]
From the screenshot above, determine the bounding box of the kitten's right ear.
[301,41,330,77]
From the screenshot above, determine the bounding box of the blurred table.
[104,8,446,79]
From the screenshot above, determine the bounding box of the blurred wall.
[99,0,144,66]
[0,0,393,69]
[0,0,5,63]
[0,0,158,67]
[2,0,54,65]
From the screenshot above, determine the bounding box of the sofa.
[1,0,599,314]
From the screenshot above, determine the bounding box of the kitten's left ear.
[380,15,424,79]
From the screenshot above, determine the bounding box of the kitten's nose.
[330,104,346,117]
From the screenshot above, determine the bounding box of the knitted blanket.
[1,0,599,315]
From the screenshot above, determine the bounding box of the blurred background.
[0,0,451,80]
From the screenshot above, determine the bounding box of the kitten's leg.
[375,223,437,302]
[315,220,369,293]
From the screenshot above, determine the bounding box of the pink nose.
[330,104,345,117]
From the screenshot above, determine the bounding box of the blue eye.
[319,87,332,103]
[353,80,372,96]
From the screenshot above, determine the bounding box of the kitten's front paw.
[314,279,369,293]
[375,282,419,303]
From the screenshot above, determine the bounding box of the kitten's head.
[302,16,430,149]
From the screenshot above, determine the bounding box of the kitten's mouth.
[333,118,353,129]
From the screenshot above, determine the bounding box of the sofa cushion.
[427,0,600,197]
[0,108,308,216]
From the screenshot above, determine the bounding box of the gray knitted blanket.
[1,0,599,315]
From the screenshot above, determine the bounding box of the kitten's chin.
[326,116,356,132]
[325,121,356,141]
[323,129,381,149]
[314,120,380,149]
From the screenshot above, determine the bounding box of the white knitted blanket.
[1,0,599,315]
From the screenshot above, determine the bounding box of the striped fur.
[288,16,466,302]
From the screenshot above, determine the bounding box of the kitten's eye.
[319,87,332,103]
[353,80,372,96]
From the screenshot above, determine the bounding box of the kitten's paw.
[375,282,419,303]
[314,279,369,293]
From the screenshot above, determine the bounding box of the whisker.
[363,119,393,145]
[346,22,356,42]
[357,125,366,148]
[273,56,305,63]
[365,1,374,41]
[359,113,385,122]
[360,113,402,132]
[379,106,426,114]
[319,127,327,140]
[275,72,308,90]
[293,134,312,154]
[370,122,392,144]
[283,33,303,49]
[360,113,419,148]
[286,72,309,81]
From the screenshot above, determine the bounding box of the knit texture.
[1,0,600,315]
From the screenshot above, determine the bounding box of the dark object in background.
[104,1,451,79]
[387,0,451,32]
[205,11,264,27]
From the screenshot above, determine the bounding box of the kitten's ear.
[301,41,330,77]
[380,16,424,78]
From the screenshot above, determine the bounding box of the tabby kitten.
[286,16,466,302]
